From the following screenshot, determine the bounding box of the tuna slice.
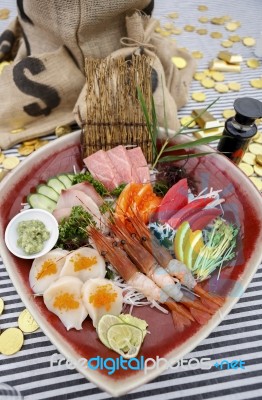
[167,197,214,229]
[187,208,222,231]
[53,208,72,223]
[127,147,150,183]
[70,182,103,206]
[54,189,105,231]
[83,150,122,191]
[155,178,188,223]
[107,145,139,183]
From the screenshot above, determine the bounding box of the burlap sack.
[0,1,196,150]
[75,12,196,133]
[0,0,153,149]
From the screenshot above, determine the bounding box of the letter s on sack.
[13,57,61,117]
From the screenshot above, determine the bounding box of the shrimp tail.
[171,311,192,332]
[181,295,214,315]
[165,299,195,322]
[194,284,225,307]
[189,308,211,325]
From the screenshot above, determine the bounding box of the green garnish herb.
[99,201,114,215]
[56,206,94,250]
[72,173,126,198]
[72,173,108,196]
[110,183,127,197]
[105,266,115,280]
[192,218,239,281]
[153,181,169,197]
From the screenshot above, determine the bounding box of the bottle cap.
[234,97,262,125]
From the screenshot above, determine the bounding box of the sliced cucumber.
[66,173,75,182]
[36,184,60,202]
[57,174,73,189]
[47,177,66,194]
[27,193,56,213]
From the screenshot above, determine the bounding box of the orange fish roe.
[73,255,97,272]
[53,293,80,311]
[89,284,117,311]
[36,260,57,280]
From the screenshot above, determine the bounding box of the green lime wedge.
[107,323,143,359]
[119,314,148,339]
[97,314,122,348]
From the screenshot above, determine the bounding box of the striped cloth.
[1,1,262,399]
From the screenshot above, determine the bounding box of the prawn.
[88,226,195,331]
[109,217,214,319]
[124,210,224,308]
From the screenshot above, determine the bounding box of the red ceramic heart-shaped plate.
[0,131,261,396]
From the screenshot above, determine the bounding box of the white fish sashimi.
[70,182,103,206]
[60,247,106,282]
[29,249,69,294]
[54,189,106,231]
[43,276,88,331]
[82,278,123,328]
[53,208,72,223]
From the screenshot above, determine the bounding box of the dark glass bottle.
[217,97,262,165]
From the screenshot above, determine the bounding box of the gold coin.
[171,56,187,69]
[229,35,241,42]
[10,128,25,134]
[168,12,179,19]
[211,17,225,25]
[221,40,233,48]
[223,109,235,119]
[154,26,162,33]
[2,157,20,170]
[199,16,209,23]
[254,164,262,177]
[192,92,206,102]
[215,83,229,93]
[211,71,225,82]
[228,81,241,91]
[254,133,262,144]
[55,125,72,137]
[196,28,208,35]
[0,298,4,315]
[225,22,239,31]
[250,177,262,191]
[0,8,10,20]
[194,71,206,81]
[0,152,5,164]
[247,59,260,69]
[180,116,196,128]
[0,61,11,74]
[252,132,260,141]
[243,37,256,47]
[18,145,35,156]
[23,139,39,146]
[239,163,254,176]
[242,152,256,165]
[211,32,223,39]
[172,27,182,35]
[249,143,262,155]
[35,140,49,150]
[256,155,262,166]
[184,25,195,32]
[192,51,203,59]
[0,169,8,182]
[201,77,215,88]
[198,5,208,11]
[164,22,175,30]
[0,328,24,355]
[18,309,39,333]
[250,79,262,89]
[159,30,172,37]
[255,118,262,125]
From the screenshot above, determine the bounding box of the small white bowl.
[5,209,59,259]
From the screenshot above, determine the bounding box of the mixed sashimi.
[25,145,238,357]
